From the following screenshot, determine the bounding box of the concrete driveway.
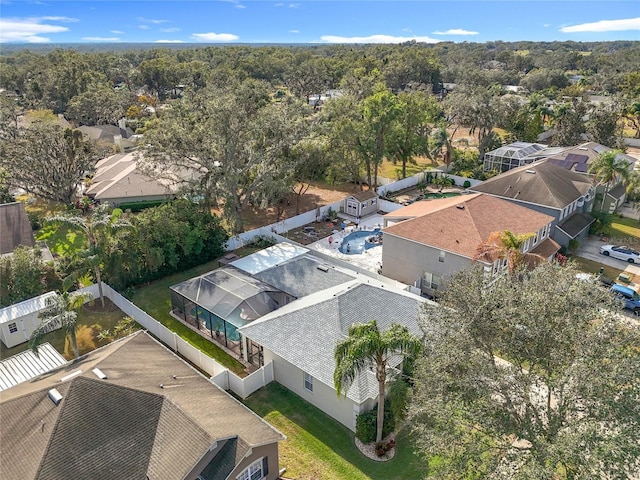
[575,235,640,275]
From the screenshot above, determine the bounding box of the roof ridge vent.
[525,169,536,174]
[316,264,330,272]
[456,204,465,209]
[92,368,107,380]
[48,388,63,406]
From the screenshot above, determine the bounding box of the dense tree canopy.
[408,263,640,479]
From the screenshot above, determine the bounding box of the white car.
[600,245,640,263]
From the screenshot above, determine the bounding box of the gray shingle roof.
[0,332,283,480]
[239,282,425,403]
[469,160,592,209]
[0,202,35,255]
[253,255,356,298]
[557,213,595,238]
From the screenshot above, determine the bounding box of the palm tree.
[473,230,542,274]
[47,206,132,307]
[29,291,93,359]
[334,320,422,443]
[588,150,630,212]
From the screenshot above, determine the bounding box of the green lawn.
[0,302,131,360]
[244,383,426,480]
[378,156,438,181]
[604,215,640,243]
[568,256,625,281]
[130,250,264,376]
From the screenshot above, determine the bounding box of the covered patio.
[169,267,289,358]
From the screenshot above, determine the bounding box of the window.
[8,323,17,334]
[422,272,440,290]
[370,198,376,205]
[237,458,267,480]
[304,372,313,392]
[438,250,445,263]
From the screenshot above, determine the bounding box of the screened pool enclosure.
[170,267,289,355]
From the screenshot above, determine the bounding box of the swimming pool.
[339,228,382,255]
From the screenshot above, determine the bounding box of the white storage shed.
[0,292,57,348]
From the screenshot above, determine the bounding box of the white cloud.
[235,4,246,8]
[401,28,412,33]
[137,17,168,24]
[0,16,74,43]
[319,34,440,44]
[289,29,299,33]
[160,27,180,33]
[191,32,239,42]
[432,28,478,35]
[274,2,284,6]
[543,24,551,28]
[560,17,640,33]
[111,30,124,34]
[289,3,300,8]
[82,36,120,42]
[138,25,150,30]
[155,39,185,43]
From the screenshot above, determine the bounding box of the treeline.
[0,201,228,307]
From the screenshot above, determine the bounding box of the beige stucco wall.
[381,233,472,289]
[264,349,364,432]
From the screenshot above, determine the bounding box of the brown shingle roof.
[383,193,554,258]
[530,237,561,258]
[349,189,377,202]
[469,160,592,209]
[0,332,283,480]
[0,202,35,255]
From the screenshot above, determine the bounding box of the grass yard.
[0,299,131,360]
[568,256,625,281]
[244,383,426,480]
[377,156,439,181]
[130,249,265,376]
[604,215,640,244]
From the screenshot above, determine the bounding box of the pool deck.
[306,214,385,274]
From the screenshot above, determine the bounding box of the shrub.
[355,402,395,444]
[463,180,471,189]
[568,239,579,252]
[118,199,169,212]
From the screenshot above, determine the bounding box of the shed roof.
[0,291,57,324]
[0,343,67,392]
[348,190,378,202]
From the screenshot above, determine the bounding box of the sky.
[0,0,639,44]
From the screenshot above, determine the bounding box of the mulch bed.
[83,296,121,313]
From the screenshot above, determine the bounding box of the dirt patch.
[83,296,121,313]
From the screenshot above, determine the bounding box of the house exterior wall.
[264,349,363,432]
[186,442,280,480]
[381,234,472,294]
[0,311,57,349]
[101,194,171,207]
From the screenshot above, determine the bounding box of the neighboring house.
[381,193,558,297]
[0,343,67,392]
[469,160,596,248]
[239,280,427,432]
[0,291,57,348]
[170,243,358,363]
[542,142,636,213]
[78,120,138,151]
[0,331,284,480]
[342,190,379,220]
[483,141,547,172]
[86,152,189,207]
[0,202,34,256]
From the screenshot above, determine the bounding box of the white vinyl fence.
[94,283,269,398]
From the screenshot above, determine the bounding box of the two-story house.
[469,160,596,248]
[381,193,558,297]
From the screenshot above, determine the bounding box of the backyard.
[244,383,425,480]
[0,298,131,360]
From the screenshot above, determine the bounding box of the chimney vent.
[92,368,107,380]
[456,205,465,210]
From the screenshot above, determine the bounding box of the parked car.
[599,245,640,263]
[610,283,640,315]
